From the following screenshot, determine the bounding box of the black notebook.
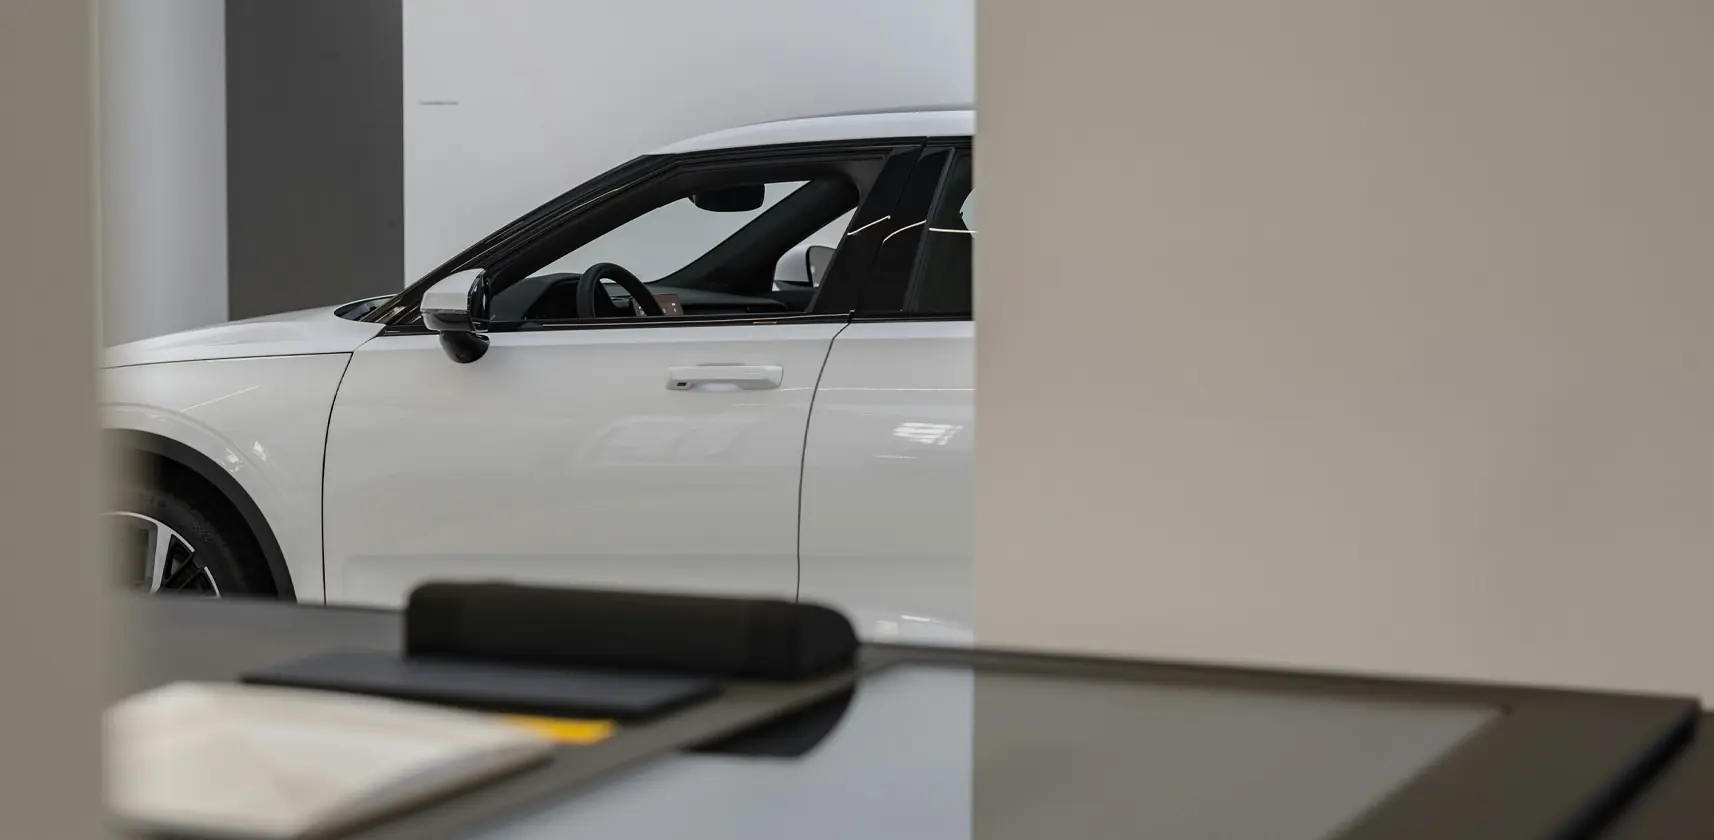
[241,650,721,720]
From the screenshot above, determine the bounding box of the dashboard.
[490,273,802,322]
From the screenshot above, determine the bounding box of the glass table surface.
[469,663,1496,840]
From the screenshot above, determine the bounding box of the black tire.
[110,481,274,596]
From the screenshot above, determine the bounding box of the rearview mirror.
[421,268,491,364]
[690,184,766,213]
[805,245,835,287]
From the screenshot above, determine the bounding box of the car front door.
[320,142,920,608]
[801,144,975,643]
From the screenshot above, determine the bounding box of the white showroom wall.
[402,0,973,281]
[98,0,229,345]
[977,1,1714,700]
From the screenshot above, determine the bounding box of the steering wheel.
[576,263,664,318]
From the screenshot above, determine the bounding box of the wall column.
[977,0,1714,699]
[0,0,115,835]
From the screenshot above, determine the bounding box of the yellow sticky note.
[500,715,616,746]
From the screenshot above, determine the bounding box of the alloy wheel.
[104,511,221,596]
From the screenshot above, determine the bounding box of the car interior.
[904,155,973,315]
[483,172,863,325]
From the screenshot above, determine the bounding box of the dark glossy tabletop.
[128,596,401,692]
[472,662,1499,840]
[128,596,1713,840]
[1597,714,1714,839]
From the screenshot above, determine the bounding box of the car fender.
[102,353,357,603]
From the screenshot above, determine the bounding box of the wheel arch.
[106,429,296,599]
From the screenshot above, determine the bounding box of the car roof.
[650,106,974,156]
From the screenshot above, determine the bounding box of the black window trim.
[849,311,973,324]
[480,311,855,334]
[374,138,929,337]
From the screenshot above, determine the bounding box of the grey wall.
[0,0,115,835]
[976,0,1714,699]
[226,0,403,320]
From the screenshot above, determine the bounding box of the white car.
[103,108,975,643]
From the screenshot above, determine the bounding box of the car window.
[537,181,808,282]
[802,209,855,253]
[905,152,973,315]
[774,210,855,288]
[484,169,867,323]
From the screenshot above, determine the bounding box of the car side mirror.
[421,268,492,364]
[805,245,835,287]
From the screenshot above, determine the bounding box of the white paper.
[106,682,555,839]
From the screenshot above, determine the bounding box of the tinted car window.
[905,152,973,316]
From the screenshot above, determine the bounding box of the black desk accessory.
[243,649,719,720]
[240,583,860,720]
[405,582,859,679]
[690,687,857,758]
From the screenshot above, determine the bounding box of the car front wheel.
[105,484,272,597]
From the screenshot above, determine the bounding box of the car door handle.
[666,365,783,391]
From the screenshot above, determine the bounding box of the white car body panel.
[103,304,383,369]
[652,108,973,156]
[102,352,359,602]
[103,110,978,636]
[800,321,974,644]
[320,323,847,608]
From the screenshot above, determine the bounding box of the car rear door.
[800,144,975,643]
